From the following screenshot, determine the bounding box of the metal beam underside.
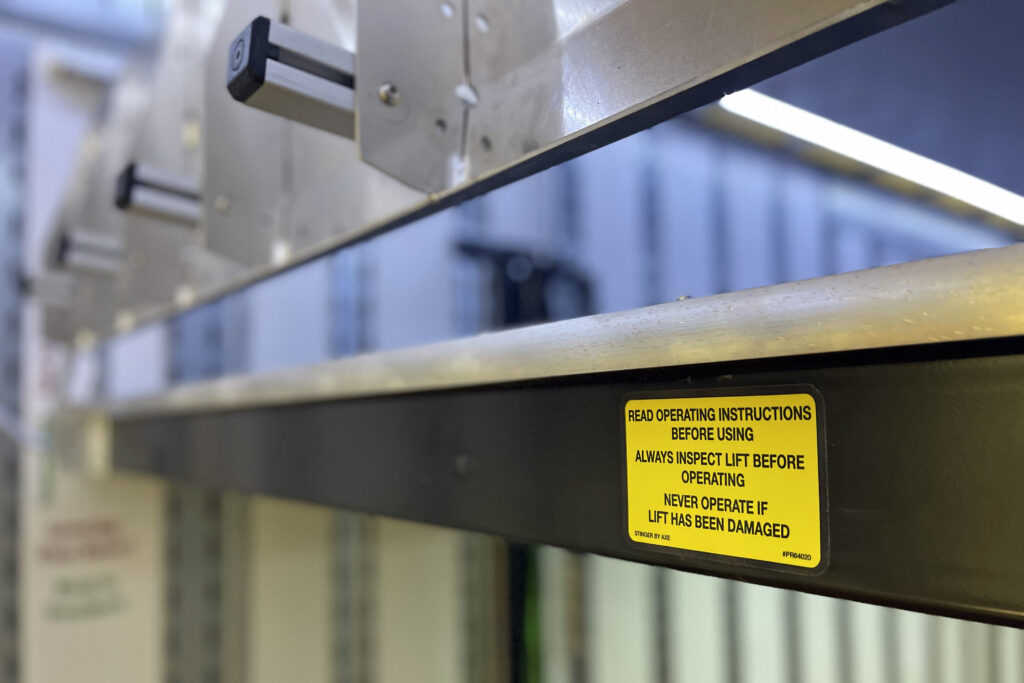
[106,246,1024,626]
[139,0,958,333]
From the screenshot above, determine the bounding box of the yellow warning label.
[624,391,822,569]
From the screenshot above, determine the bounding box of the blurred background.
[1,0,1023,681]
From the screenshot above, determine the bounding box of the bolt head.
[230,38,246,71]
[378,82,400,106]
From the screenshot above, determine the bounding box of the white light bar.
[719,89,1024,226]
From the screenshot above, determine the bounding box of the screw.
[378,82,400,106]
[230,38,245,70]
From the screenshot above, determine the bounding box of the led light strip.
[719,89,1024,226]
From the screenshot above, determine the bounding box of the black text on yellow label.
[624,392,823,569]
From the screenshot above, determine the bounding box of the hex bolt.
[378,82,400,106]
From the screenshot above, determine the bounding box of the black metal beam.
[114,336,1024,627]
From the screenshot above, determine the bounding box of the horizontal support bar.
[80,246,1024,624]
[111,337,1024,625]
[267,18,354,85]
[126,185,202,224]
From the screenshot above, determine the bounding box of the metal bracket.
[356,1,466,193]
[114,163,202,225]
[54,228,125,276]
[227,16,356,139]
[356,0,954,193]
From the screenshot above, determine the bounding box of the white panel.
[652,124,719,300]
[737,584,787,683]
[881,242,918,268]
[247,258,331,373]
[537,546,576,683]
[586,557,656,683]
[958,621,993,683]
[669,572,728,683]
[105,323,167,399]
[797,593,841,682]
[723,146,777,291]
[375,520,463,683]
[330,246,368,356]
[371,210,458,350]
[995,624,1024,683]
[849,603,887,683]
[248,498,333,683]
[221,292,249,376]
[576,135,649,313]
[781,165,830,281]
[22,38,166,683]
[22,468,165,683]
[835,225,876,274]
[937,616,966,683]
[66,346,101,404]
[896,609,930,683]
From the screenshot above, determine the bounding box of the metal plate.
[287,0,423,261]
[359,0,954,190]
[356,0,467,193]
[203,0,423,269]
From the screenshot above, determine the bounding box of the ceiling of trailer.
[755,0,1023,194]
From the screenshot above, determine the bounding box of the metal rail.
[70,246,1024,625]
